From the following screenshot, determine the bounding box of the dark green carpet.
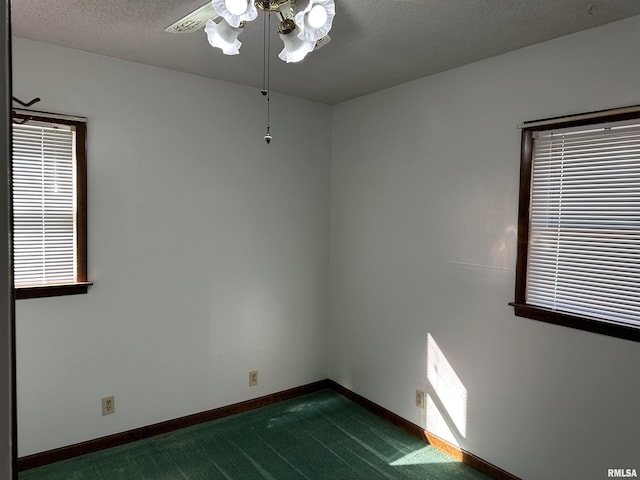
[20,390,490,479]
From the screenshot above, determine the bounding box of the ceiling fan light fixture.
[211,0,257,28]
[278,31,315,63]
[189,0,336,141]
[294,0,335,42]
[205,18,243,55]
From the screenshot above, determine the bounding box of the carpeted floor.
[20,390,491,479]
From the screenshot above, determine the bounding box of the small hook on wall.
[12,96,42,124]
[12,96,41,108]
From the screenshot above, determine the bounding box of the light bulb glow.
[212,0,257,28]
[308,5,328,28]
[294,0,335,42]
[225,0,248,15]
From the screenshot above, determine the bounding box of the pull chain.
[262,11,272,144]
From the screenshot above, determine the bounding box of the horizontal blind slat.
[526,120,640,326]
[12,121,77,287]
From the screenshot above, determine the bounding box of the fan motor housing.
[256,0,294,12]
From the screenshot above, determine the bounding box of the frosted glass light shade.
[294,0,335,42]
[205,19,243,55]
[278,32,315,63]
[211,0,257,28]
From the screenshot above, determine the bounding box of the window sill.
[15,282,93,300]
[509,302,640,343]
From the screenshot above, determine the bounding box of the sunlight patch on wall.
[427,333,467,439]
[426,394,459,448]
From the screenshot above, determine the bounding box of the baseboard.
[19,378,519,480]
[327,380,520,480]
[18,379,331,471]
[423,431,520,480]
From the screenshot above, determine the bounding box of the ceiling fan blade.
[165,2,218,34]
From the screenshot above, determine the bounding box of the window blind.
[527,122,640,327]
[12,122,77,287]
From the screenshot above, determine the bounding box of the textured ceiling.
[10,0,640,104]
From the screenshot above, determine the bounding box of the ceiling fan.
[166,0,338,143]
[165,0,335,63]
[165,0,419,143]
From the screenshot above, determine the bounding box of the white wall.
[329,15,640,480]
[13,14,640,479]
[12,38,331,457]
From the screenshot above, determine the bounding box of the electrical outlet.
[249,370,258,387]
[102,396,115,416]
[415,390,425,409]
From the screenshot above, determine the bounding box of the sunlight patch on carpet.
[389,445,453,466]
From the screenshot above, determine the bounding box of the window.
[512,107,640,342]
[11,111,91,299]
